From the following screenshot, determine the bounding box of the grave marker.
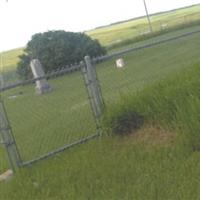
[30,59,52,95]
[116,58,125,68]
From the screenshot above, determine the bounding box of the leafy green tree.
[17,54,32,80]
[17,30,106,78]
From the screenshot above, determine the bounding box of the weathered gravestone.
[30,59,52,95]
[116,58,125,68]
[160,23,168,30]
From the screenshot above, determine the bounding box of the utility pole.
[143,0,153,32]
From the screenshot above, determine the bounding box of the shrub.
[111,111,144,136]
[17,30,106,79]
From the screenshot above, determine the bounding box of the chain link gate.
[1,28,200,171]
[0,58,103,171]
[0,123,10,176]
[0,98,21,173]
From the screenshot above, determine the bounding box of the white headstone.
[30,59,52,95]
[0,170,13,182]
[161,23,168,30]
[116,58,125,68]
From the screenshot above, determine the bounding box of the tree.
[17,30,106,79]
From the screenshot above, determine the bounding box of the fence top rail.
[1,28,200,93]
[0,63,82,92]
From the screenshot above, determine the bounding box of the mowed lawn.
[96,30,200,103]
[1,72,97,163]
[87,4,200,46]
[1,30,200,166]
[1,58,200,199]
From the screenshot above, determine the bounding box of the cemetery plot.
[1,70,97,164]
[95,29,200,105]
[30,59,52,95]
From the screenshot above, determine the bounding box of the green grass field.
[1,27,200,162]
[1,72,97,163]
[1,61,200,199]
[1,48,24,72]
[87,4,200,47]
[0,25,200,199]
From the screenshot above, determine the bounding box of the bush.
[17,30,106,79]
[16,54,32,80]
[103,105,144,136]
[111,111,144,136]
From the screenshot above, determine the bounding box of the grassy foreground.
[1,53,200,200]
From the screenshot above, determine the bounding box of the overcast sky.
[0,0,200,51]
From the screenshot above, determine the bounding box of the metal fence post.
[81,56,104,119]
[0,99,22,172]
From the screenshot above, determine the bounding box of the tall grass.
[104,63,200,150]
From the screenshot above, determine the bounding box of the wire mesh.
[0,105,10,174]
[1,68,98,164]
[95,28,200,106]
[0,20,200,167]
[0,137,9,174]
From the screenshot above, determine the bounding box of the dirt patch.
[129,124,177,148]
[113,124,177,150]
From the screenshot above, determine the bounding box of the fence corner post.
[0,99,22,172]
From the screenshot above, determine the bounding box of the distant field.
[0,48,24,86]
[87,4,200,47]
[1,48,24,72]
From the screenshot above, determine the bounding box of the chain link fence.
[0,24,200,171]
[94,27,200,106]
[0,63,101,168]
[0,100,15,174]
[0,141,9,175]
